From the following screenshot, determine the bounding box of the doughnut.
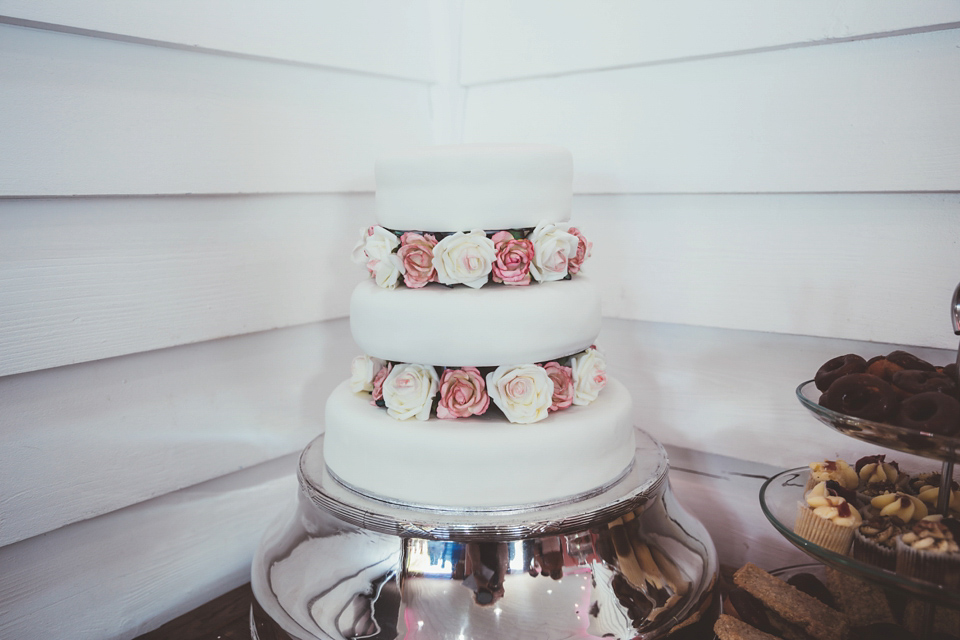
[819,373,899,422]
[865,356,905,383]
[815,354,868,391]
[891,370,957,398]
[944,362,958,381]
[886,350,936,372]
[897,392,960,436]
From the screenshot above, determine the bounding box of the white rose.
[570,348,607,406]
[486,364,554,424]
[351,226,373,264]
[371,253,404,289]
[382,363,439,421]
[529,222,579,282]
[362,225,400,262]
[432,230,496,289]
[350,354,384,393]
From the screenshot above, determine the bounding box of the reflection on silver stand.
[250,429,718,639]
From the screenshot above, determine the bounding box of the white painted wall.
[1,2,958,637]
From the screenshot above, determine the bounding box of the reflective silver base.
[251,430,718,640]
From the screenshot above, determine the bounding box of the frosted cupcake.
[865,491,928,523]
[851,515,903,570]
[854,454,907,502]
[806,459,859,493]
[895,515,960,588]
[795,481,861,554]
[911,473,960,516]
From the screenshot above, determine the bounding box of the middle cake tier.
[350,276,601,367]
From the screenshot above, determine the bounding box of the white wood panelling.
[0,454,298,640]
[602,317,955,470]
[461,0,960,85]
[0,1,435,82]
[0,320,353,547]
[0,195,370,377]
[0,23,432,197]
[577,193,960,350]
[464,28,960,193]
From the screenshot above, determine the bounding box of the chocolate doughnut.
[865,356,903,382]
[815,354,868,391]
[891,369,957,397]
[944,362,958,381]
[886,350,936,372]
[819,373,899,422]
[897,392,960,436]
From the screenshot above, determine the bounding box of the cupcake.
[895,515,960,588]
[854,454,907,500]
[911,473,960,515]
[794,481,861,554]
[865,491,928,523]
[806,459,859,493]
[851,515,903,570]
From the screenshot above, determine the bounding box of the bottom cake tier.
[323,377,637,509]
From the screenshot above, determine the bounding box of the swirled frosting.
[857,458,901,486]
[809,460,859,491]
[806,481,862,527]
[870,492,928,523]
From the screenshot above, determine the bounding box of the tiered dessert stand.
[249,429,719,640]
[759,283,960,633]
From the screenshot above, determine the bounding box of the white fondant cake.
[324,144,637,508]
[324,379,636,508]
[351,276,601,367]
[375,144,572,232]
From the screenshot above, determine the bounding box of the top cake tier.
[375,144,572,232]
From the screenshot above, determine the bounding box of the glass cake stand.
[760,467,960,608]
[250,429,719,640]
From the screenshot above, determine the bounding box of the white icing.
[323,378,637,508]
[350,276,601,366]
[375,144,572,232]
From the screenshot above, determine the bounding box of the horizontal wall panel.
[577,193,960,350]
[0,320,351,546]
[0,0,435,82]
[602,317,955,471]
[0,454,298,640]
[461,0,960,84]
[464,29,960,193]
[0,194,371,376]
[0,24,432,196]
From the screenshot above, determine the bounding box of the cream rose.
[570,348,607,406]
[529,222,579,282]
[432,230,496,289]
[371,253,404,289]
[382,363,439,421]
[361,225,400,263]
[351,226,375,264]
[486,364,554,424]
[350,355,384,393]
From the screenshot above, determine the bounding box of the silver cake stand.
[250,429,718,640]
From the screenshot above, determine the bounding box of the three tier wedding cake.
[323,144,637,509]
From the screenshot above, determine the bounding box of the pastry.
[795,481,861,554]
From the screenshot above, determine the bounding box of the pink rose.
[397,232,438,288]
[567,227,592,275]
[437,367,490,419]
[542,362,574,412]
[371,363,393,403]
[491,231,534,286]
